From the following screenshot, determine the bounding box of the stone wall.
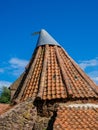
[33,116,50,130]
[0,100,37,130]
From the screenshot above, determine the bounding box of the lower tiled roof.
[0,104,11,115]
[54,105,98,130]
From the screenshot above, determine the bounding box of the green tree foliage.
[0,86,11,103]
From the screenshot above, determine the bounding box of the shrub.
[0,86,11,103]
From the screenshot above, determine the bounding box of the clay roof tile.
[11,29,98,103]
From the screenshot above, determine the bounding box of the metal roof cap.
[37,29,61,47]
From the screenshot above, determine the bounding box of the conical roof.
[11,29,98,103]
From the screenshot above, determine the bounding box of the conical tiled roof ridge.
[11,29,98,103]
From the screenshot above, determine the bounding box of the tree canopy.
[0,86,11,103]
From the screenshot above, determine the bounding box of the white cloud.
[9,57,29,77]
[0,57,29,78]
[0,68,4,73]
[79,57,98,70]
[88,71,98,85]
[92,77,98,83]
[0,57,28,92]
[9,58,28,68]
[11,68,24,76]
[0,80,12,89]
[78,57,98,85]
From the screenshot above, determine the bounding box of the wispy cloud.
[0,57,28,78]
[9,58,28,69]
[0,80,12,89]
[79,57,98,70]
[88,71,98,84]
[0,58,28,91]
[8,57,29,76]
[0,68,4,73]
[78,57,98,85]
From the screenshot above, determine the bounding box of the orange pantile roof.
[54,105,98,130]
[11,29,98,103]
[0,104,11,115]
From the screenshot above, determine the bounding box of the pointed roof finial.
[37,29,61,47]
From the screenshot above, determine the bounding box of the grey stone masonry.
[0,99,37,130]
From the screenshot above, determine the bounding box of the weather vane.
[32,31,40,36]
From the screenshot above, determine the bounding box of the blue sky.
[0,0,98,89]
